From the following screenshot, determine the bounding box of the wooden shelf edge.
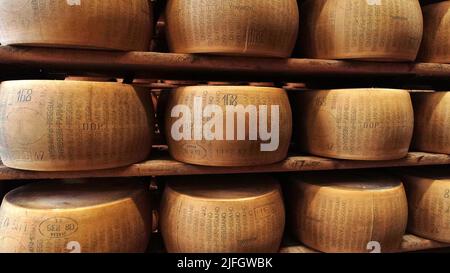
[0,152,448,180]
[279,234,450,253]
[2,46,449,81]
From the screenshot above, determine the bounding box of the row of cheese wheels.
[1,0,450,63]
[0,167,448,253]
[0,80,449,171]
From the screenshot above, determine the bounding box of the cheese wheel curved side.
[300,0,423,61]
[294,89,414,160]
[0,0,152,51]
[160,175,285,253]
[166,0,299,57]
[418,2,450,63]
[411,92,450,154]
[0,180,152,253]
[0,80,154,171]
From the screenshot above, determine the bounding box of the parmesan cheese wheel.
[411,91,450,154]
[287,171,408,253]
[294,89,414,160]
[418,2,450,63]
[0,80,154,171]
[0,0,152,51]
[166,0,299,57]
[283,83,307,91]
[165,86,292,166]
[401,168,450,243]
[160,175,285,253]
[300,0,423,61]
[0,183,5,204]
[0,179,152,253]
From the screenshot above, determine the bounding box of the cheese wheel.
[294,89,414,160]
[0,179,152,253]
[0,0,152,51]
[287,171,408,253]
[0,80,154,171]
[164,86,292,166]
[411,91,450,154]
[401,168,450,243]
[418,2,450,63]
[160,175,285,253]
[166,0,299,57]
[300,0,423,61]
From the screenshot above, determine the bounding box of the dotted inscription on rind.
[182,144,207,160]
[38,217,78,239]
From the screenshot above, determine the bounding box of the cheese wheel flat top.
[165,85,292,167]
[288,171,408,253]
[166,175,280,200]
[5,180,146,210]
[411,91,450,154]
[300,0,423,61]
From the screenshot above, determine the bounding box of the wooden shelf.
[0,151,448,180]
[149,233,449,253]
[1,46,450,83]
[280,234,450,253]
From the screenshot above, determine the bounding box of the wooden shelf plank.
[280,234,450,253]
[0,46,434,81]
[0,152,448,180]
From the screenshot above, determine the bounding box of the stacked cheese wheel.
[287,171,408,253]
[300,0,423,61]
[401,168,450,243]
[411,91,450,154]
[165,86,292,166]
[0,80,154,171]
[166,0,299,57]
[0,179,152,253]
[418,2,450,63]
[294,88,414,160]
[0,0,152,51]
[160,175,285,253]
